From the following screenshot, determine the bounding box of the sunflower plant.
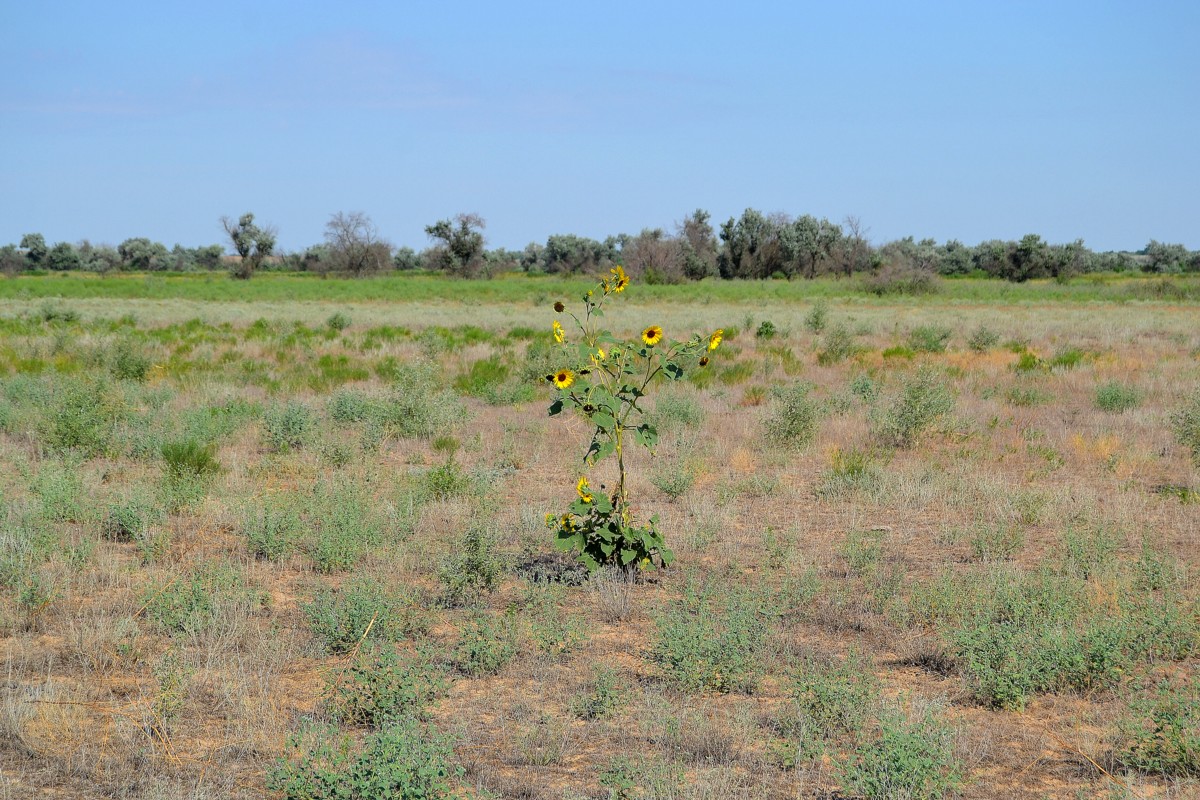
[545,266,722,572]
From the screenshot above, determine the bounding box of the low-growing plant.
[268,715,463,800]
[873,367,954,448]
[764,381,820,449]
[968,523,1024,562]
[650,580,774,693]
[649,460,695,502]
[1169,388,1200,466]
[326,311,351,332]
[907,325,952,353]
[453,611,519,676]
[263,400,316,452]
[648,389,705,431]
[755,319,777,339]
[804,300,828,334]
[1048,345,1086,370]
[437,523,505,607]
[110,338,152,382]
[1117,678,1200,777]
[161,437,221,480]
[816,447,883,498]
[570,664,623,720]
[303,576,416,654]
[816,323,857,365]
[326,643,447,727]
[790,649,879,742]
[839,705,964,800]
[306,479,384,572]
[966,325,1000,352]
[101,493,161,542]
[544,266,720,572]
[524,584,588,659]
[143,562,261,638]
[243,498,302,561]
[1094,381,1141,413]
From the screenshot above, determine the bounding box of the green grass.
[3,270,1198,306]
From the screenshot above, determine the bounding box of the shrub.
[755,320,777,339]
[1117,679,1200,777]
[306,479,384,572]
[437,524,504,608]
[764,382,820,449]
[1048,346,1086,370]
[907,325,951,353]
[1170,389,1200,466]
[966,325,1000,352]
[453,611,519,676]
[110,339,152,382]
[326,643,447,727]
[861,264,940,296]
[570,665,623,720]
[161,438,221,480]
[329,388,373,423]
[650,461,695,502]
[243,499,302,561]
[649,390,704,431]
[790,650,878,741]
[41,378,123,456]
[839,706,964,800]
[382,362,467,439]
[804,300,828,334]
[650,582,774,693]
[268,716,462,800]
[143,562,260,637]
[1094,381,1141,413]
[303,576,416,654]
[525,584,588,659]
[263,401,316,452]
[326,311,351,332]
[421,459,473,502]
[968,523,1024,562]
[816,323,857,365]
[101,493,161,542]
[873,368,954,448]
[816,447,883,499]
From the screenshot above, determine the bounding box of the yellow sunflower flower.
[553,321,565,343]
[708,329,723,351]
[576,476,593,503]
[553,370,574,390]
[610,265,630,293]
[560,514,574,531]
[642,325,663,346]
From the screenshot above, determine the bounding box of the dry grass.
[0,292,1196,798]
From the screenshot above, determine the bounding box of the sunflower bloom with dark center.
[553,370,574,390]
[642,325,663,346]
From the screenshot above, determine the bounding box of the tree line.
[4,209,1198,283]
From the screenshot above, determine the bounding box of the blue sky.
[2,1,1197,253]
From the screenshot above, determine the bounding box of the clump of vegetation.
[804,300,828,333]
[110,338,152,382]
[967,325,1001,352]
[437,523,505,608]
[650,580,774,693]
[242,498,302,561]
[1094,381,1141,413]
[764,381,820,448]
[263,401,316,452]
[143,562,262,638]
[839,705,964,800]
[1117,678,1200,777]
[303,576,422,655]
[161,437,220,480]
[873,368,954,448]
[453,611,519,676]
[816,323,857,365]
[326,311,351,332]
[755,319,778,339]
[1170,388,1200,466]
[325,643,447,727]
[907,325,952,353]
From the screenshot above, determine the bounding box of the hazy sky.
[2,1,1197,253]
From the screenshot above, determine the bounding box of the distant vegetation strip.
[1,271,1198,305]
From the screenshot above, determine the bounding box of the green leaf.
[593,494,613,514]
[548,399,563,416]
[665,362,683,380]
[619,548,638,566]
[592,411,615,432]
[635,424,659,448]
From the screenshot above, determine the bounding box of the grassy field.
[0,274,1197,799]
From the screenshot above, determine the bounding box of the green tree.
[678,209,719,279]
[1144,240,1191,274]
[45,241,81,271]
[425,213,486,277]
[19,233,47,266]
[221,212,277,280]
[118,237,169,271]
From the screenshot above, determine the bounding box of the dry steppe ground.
[0,288,1196,800]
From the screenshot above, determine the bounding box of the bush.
[243,499,302,561]
[966,325,1000,352]
[649,390,704,431]
[764,382,820,449]
[1117,679,1200,777]
[268,716,463,800]
[306,479,384,572]
[303,576,416,654]
[650,582,774,693]
[873,368,954,448]
[790,650,878,741]
[968,523,1024,562]
[325,643,447,727]
[1094,381,1141,413]
[144,562,261,637]
[839,706,963,800]
[110,339,152,382]
[804,301,828,334]
[907,326,952,353]
[437,524,504,607]
[101,493,161,542]
[263,401,316,452]
[570,665,623,720]
[161,438,221,480]
[326,311,351,332]
[650,461,695,502]
[816,323,857,365]
[755,320,777,339]
[861,264,940,296]
[453,612,519,676]
[41,378,123,456]
[1170,389,1200,466]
